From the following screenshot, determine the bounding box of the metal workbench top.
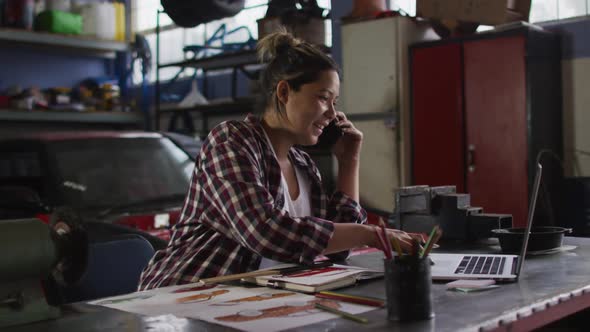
[7,237,590,332]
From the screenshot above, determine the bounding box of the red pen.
[373,227,392,259]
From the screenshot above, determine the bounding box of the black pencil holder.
[384,256,434,322]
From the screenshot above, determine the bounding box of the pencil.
[420,225,439,258]
[389,233,404,257]
[320,291,383,302]
[315,292,384,307]
[422,228,443,258]
[314,303,369,324]
[411,237,420,258]
[200,269,282,284]
[378,218,394,258]
[374,226,392,259]
[200,263,334,284]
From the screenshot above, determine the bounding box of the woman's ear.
[276,80,290,105]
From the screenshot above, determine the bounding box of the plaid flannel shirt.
[138,115,366,290]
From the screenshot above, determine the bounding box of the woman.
[139,31,414,290]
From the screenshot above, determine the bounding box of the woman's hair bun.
[257,29,302,62]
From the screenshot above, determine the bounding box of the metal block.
[429,186,456,197]
[399,215,437,234]
[395,186,431,214]
[432,193,470,213]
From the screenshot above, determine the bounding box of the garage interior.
[1,0,590,331]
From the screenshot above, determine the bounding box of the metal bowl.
[491,226,572,254]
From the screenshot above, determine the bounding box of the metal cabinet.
[410,28,562,227]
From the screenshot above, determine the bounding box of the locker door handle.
[467,144,476,173]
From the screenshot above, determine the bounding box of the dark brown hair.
[256,29,338,115]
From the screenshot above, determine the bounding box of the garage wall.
[0,47,112,89]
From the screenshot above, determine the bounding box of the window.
[390,0,416,16]
[132,0,332,83]
[48,138,192,209]
[389,0,590,23]
[530,0,589,22]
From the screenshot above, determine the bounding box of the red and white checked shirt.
[138,115,366,290]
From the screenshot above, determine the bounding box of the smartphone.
[314,120,343,149]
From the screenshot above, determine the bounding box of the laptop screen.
[514,163,543,279]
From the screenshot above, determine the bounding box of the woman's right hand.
[371,226,422,254]
[325,224,422,255]
[331,112,363,164]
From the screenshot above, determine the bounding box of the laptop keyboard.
[454,256,505,275]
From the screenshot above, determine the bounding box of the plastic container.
[36,10,82,34]
[4,0,35,30]
[80,1,115,40]
[46,0,71,12]
[114,1,125,41]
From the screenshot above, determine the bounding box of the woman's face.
[281,69,340,146]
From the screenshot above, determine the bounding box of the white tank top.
[259,129,312,269]
[281,166,312,217]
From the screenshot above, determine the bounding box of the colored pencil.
[319,291,383,302]
[200,263,333,284]
[422,228,443,258]
[315,292,384,307]
[389,232,404,257]
[200,269,282,284]
[378,218,394,258]
[314,303,369,324]
[411,237,420,258]
[374,226,392,259]
[420,225,439,258]
[379,217,404,257]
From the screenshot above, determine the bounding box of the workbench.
[8,237,590,332]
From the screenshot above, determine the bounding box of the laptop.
[429,163,542,282]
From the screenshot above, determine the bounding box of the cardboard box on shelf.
[257,15,326,46]
[417,0,531,25]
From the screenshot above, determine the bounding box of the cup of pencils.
[384,254,434,321]
[381,225,441,322]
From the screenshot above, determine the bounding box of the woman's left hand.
[331,112,363,163]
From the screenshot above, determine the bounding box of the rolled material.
[0,219,58,282]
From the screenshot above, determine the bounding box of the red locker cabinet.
[410,28,562,228]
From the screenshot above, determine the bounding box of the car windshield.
[47,137,193,209]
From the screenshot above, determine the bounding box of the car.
[161,131,202,160]
[0,131,196,248]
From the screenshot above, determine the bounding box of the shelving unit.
[158,49,259,71]
[0,28,128,58]
[0,1,137,131]
[155,50,260,135]
[159,96,257,134]
[0,28,137,128]
[154,10,261,136]
[152,10,335,137]
[0,109,140,125]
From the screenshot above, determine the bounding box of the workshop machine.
[393,185,513,241]
[0,218,87,327]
